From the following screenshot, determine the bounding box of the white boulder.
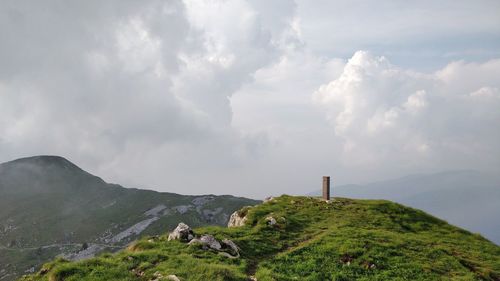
[168,223,194,242]
[265,216,277,226]
[228,209,248,227]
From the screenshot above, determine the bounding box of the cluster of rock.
[227,204,286,228]
[168,223,240,259]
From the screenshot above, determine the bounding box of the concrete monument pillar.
[322,176,330,200]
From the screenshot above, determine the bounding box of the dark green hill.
[0,156,259,281]
[21,195,500,281]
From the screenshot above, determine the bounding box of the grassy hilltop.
[20,195,500,281]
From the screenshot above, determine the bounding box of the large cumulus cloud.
[313,51,500,172]
[1,1,499,197]
[0,0,297,193]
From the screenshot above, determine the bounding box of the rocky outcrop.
[188,234,221,250]
[227,208,250,227]
[167,223,194,242]
[188,235,240,258]
[169,223,240,259]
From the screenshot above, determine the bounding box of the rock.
[227,209,248,227]
[132,268,145,277]
[189,234,221,250]
[150,271,163,281]
[221,239,240,257]
[200,235,221,250]
[265,216,277,226]
[168,223,194,242]
[189,236,241,259]
[166,275,181,281]
[264,196,274,202]
[193,235,221,250]
[150,272,181,281]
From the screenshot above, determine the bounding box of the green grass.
[0,156,259,281]
[20,196,500,281]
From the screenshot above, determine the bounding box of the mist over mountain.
[309,170,500,244]
[0,156,259,281]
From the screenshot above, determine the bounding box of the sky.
[0,0,499,198]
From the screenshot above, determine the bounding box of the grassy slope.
[0,156,254,247]
[20,196,500,281]
[0,156,259,280]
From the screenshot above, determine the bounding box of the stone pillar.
[322,176,330,200]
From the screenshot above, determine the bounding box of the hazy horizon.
[5,154,500,200]
[1,1,499,198]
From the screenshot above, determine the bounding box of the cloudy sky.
[1,0,499,198]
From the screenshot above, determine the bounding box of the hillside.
[21,195,500,281]
[0,156,259,281]
[309,171,500,244]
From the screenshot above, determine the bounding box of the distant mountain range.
[0,156,259,281]
[309,170,500,245]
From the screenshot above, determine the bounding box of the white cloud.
[0,0,298,196]
[314,51,500,172]
[0,1,499,198]
[469,87,500,99]
[403,90,427,114]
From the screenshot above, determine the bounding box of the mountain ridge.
[0,156,259,281]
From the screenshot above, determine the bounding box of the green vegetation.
[21,196,500,281]
[0,156,258,280]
